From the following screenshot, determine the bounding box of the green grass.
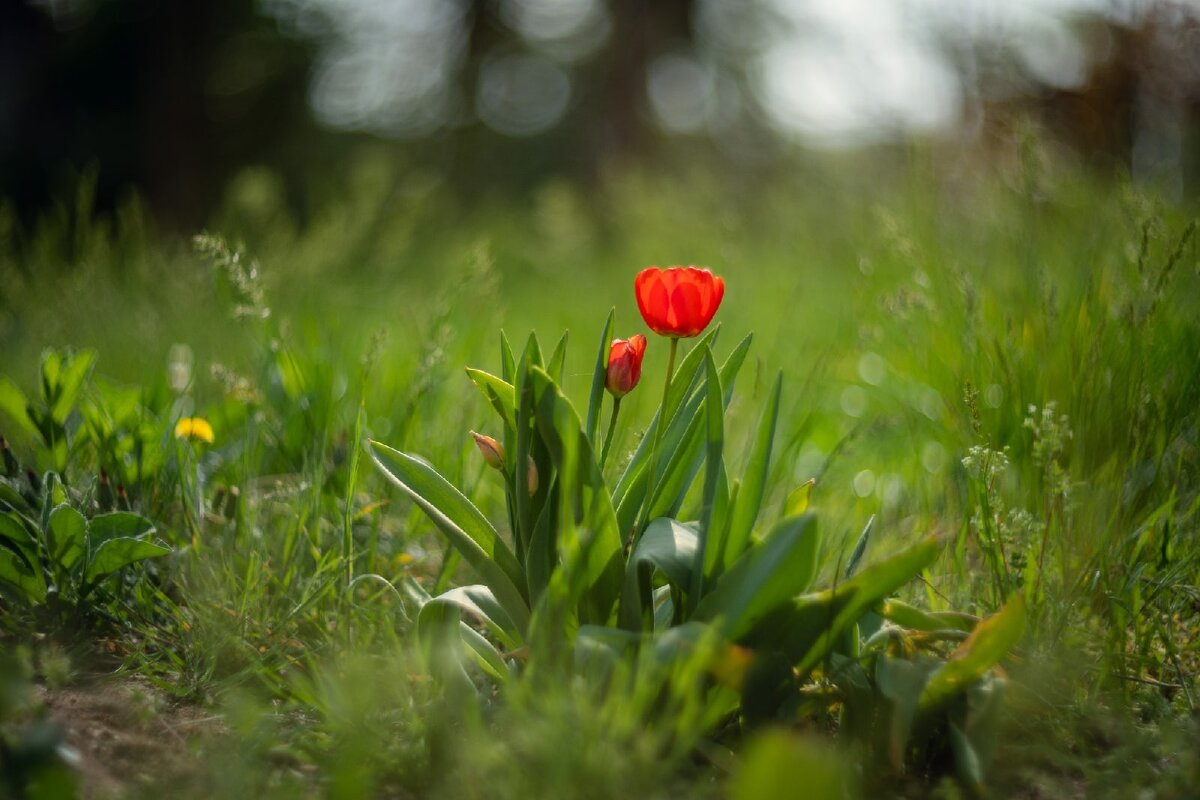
[1,148,1198,798]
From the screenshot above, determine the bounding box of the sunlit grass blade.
[722,372,781,571]
[547,329,569,385]
[693,347,724,610]
[845,514,875,577]
[585,308,616,445]
[499,330,516,383]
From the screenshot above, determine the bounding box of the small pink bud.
[471,431,505,470]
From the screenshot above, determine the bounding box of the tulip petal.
[671,281,704,337]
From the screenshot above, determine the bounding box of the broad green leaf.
[0,544,46,603]
[457,623,511,681]
[419,584,524,650]
[919,593,1026,711]
[465,368,516,429]
[524,483,558,603]
[948,723,984,794]
[694,513,820,640]
[87,512,155,546]
[48,504,87,571]
[0,378,36,437]
[528,367,623,623]
[618,517,699,631]
[585,308,616,446]
[49,349,97,424]
[513,333,544,548]
[417,595,511,684]
[368,441,530,630]
[0,511,37,564]
[723,373,782,569]
[875,655,936,770]
[83,537,170,585]
[757,536,940,673]
[575,624,644,674]
[0,479,34,515]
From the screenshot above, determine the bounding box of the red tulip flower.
[635,266,725,339]
[605,335,647,398]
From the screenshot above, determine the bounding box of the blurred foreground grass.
[1,149,1198,798]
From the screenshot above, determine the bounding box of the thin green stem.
[636,337,679,542]
[600,396,621,469]
[659,338,679,445]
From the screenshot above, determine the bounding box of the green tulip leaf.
[618,517,699,631]
[0,540,46,604]
[585,308,616,445]
[754,536,940,673]
[723,372,782,570]
[918,593,1026,712]
[465,368,516,431]
[528,367,624,623]
[694,513,820,640]
[368,440,530,631]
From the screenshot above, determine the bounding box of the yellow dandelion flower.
[175,416,214,444]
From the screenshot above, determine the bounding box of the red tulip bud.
[605,334,647,398]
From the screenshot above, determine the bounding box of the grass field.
[1,150,1198,798]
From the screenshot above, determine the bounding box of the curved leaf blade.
[919,593,1026,711]
[694,513,820,640]
[618,517,699,631]
[368,440,530,630]
[723,373,782,569]
[83,537,170,585]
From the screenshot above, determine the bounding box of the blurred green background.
[3,0,1199,229]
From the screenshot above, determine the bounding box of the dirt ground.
[38,677,224,799]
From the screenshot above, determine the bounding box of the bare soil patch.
[38,677,224,799]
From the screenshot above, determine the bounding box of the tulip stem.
[660,338,678,430]
[600,397,621,469]
[636,337,678,540]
